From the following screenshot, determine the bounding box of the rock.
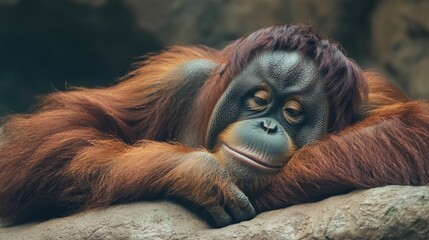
[124,0,374,56]
[370,0,429,99]
[1,185,428,239]
[124,0,297,48]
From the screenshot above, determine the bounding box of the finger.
[206,205,233,227]
[225,183,256,222]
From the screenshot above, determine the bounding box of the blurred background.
[0,0,428,116]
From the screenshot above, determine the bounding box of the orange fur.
[1,25,428,225]
[0,46,226,223]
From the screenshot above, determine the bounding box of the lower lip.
[222,144,281,172]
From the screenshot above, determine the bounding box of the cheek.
[295,117,329,147]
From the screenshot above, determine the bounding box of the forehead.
[252,51,320,91]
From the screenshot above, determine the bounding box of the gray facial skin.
[206,51,329,185]
[208,51,329,149]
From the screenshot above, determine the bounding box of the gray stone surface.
[371,0,429,99]
[1,185,428,239]
[124,0,374,53]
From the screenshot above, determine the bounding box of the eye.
[284,101,304,124]
[254,96,268,106]
[247,90,270,111]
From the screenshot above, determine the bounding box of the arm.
[1,133,252,226]
[0,121,253,226]
[0,47,253,227]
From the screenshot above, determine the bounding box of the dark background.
[1,0,428,116]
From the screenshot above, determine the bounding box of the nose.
[261,119,278,134]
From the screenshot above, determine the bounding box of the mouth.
[222,144,282,172]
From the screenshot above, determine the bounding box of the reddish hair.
[1,24,428,226]
[196,24,368,139]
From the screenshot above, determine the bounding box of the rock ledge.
[1,185,428,239]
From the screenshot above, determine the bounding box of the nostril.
[261,119,278,133]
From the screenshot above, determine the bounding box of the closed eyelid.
[284,101,302,110]
[254,90,270,101]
